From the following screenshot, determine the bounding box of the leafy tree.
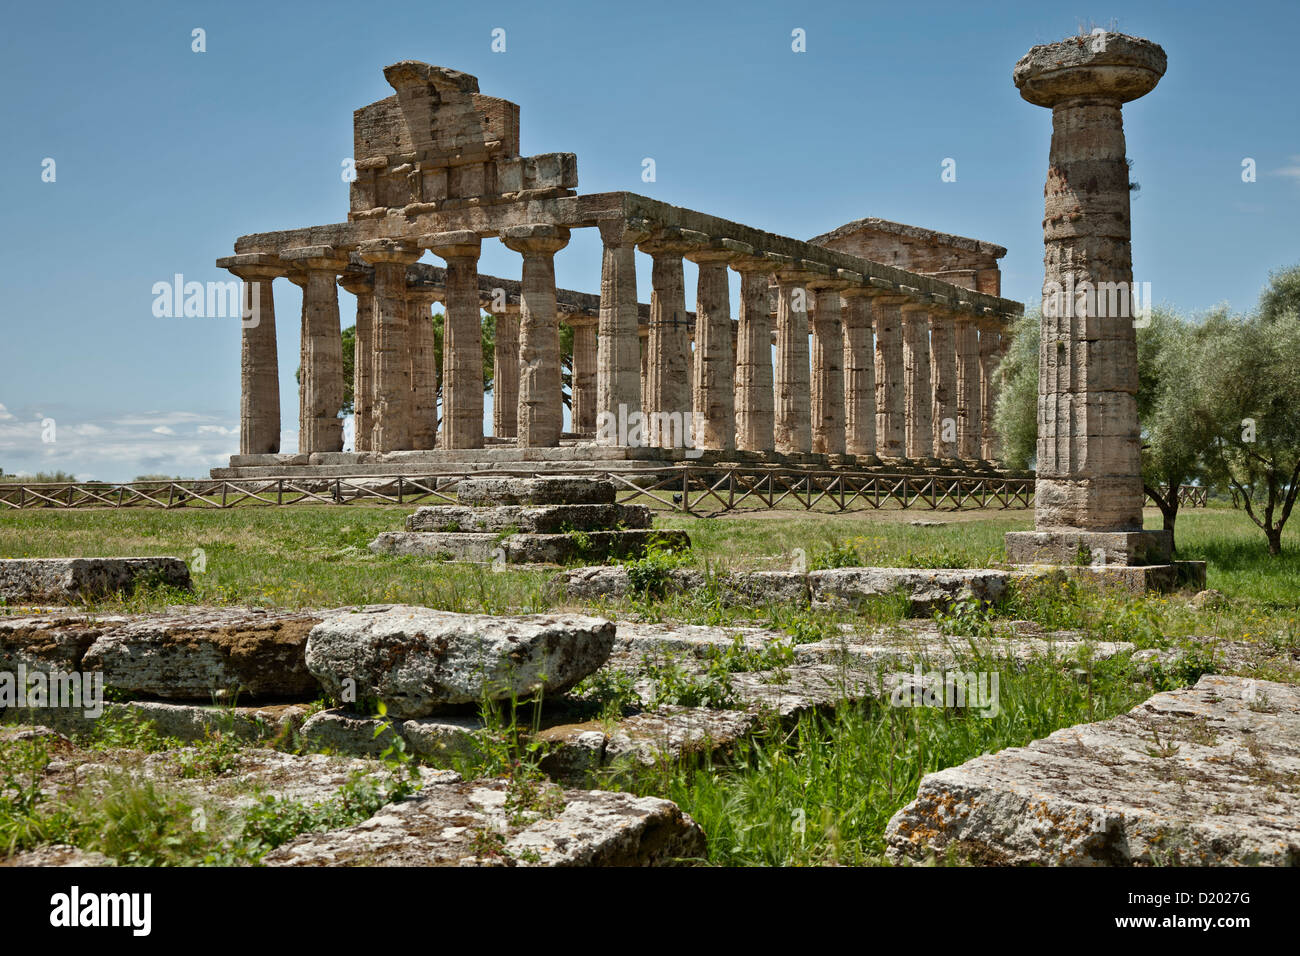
[1190,272,1300,555]
[991,311,1039,471]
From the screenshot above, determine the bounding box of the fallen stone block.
[885,675,1300,866]
[15,700,313,744]
[369,531,500,562]
[370,529,689,565]
[81,606,323,700]
[300,707,485,763]
[305,606,616,717]
[0,558,191,605]
[809,567,1010,615]
[0,613,130,672]
[455,476,617,507]
[407,503,652,534]
[262,778,704,866]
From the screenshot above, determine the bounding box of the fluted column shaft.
[493,304,520,438]
[358,240,422,452]
[901,301,933,460]
[955,314,981,459]
[733,263,775,452]
[424,233,483,450]
[640,237,694,449]
[570,319,599,435]
[873,294,908,459]
[407,289,439,449]
[841,292,876,458]
[809,286,846,456]
[339,274,374,452]
[688,254,735,451]
[774,276,813,454]
[503,226,570,448]
[980,324,1003,461]
[225,260,281,455]
[596,220,649,444]
[929,306,958,459]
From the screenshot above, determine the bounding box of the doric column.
[569,316,599,435]
[840,276,878,461]
[980,318,1004,461]
[954,305,982,460]
[928,296,959,460]
[406,286,440,449]
[218,253,283,456]
[422,231,483,450]
[732,254,776,453]
[502,224,570,448]
[492,303,520,439]
[1013,33,1166,535]
[639,229,700,449]
[900,294,934,462]
[596,218,650,444]
[685,240,740,452]
[357,239,421,452]
[338,271,374,452]
[808,277,848,456]
[773,259,822,455]
[282,246,350,455]
[872,289,909,460]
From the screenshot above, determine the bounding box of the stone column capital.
[217,253,285,283]
[337,270,374,296]
[597,216,652,247]
[684,237,751,266]
[1014,34,1166,109]
[358,238,422,265]
[281,245,352,274]
[405,285,442,305]
[419,231,481,261]
[500,223,570,257]
[638,226,708,259]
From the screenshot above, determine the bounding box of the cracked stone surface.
[0,558,191,604]
[886,675,1300,866]
[262,778,704,866]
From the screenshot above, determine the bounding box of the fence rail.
[0,470,1208,515]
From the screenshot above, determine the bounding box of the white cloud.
[0,404,12,421]
[1271,155,1300,181]
[152,426,176,435]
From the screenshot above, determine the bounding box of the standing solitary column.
[338,271,374,452]
[732,255,775,453]
[808,279,847,456]
[840,279,877,461]
[639,230,698,449]
[954,308,982,460]
[1007,32,1169,566]
[423,231,484,450]
[358,239,421,452]
[685,243,737,452]
[502,225,570,448]
[900,296,934,462]
[569,317,599,435]
[492,303,520,439]
[774,263,819,455]
[218,254,283,456]
[929,298,959,460]
[596,218,650,444]
[406,287,440,449]
[872,290,908,460]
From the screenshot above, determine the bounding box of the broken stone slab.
[262,778,704,866]
[455,476,617,507]
[10,700,314,744]
[299,707,486,763]
[0,612,131,672]
[406,503,652,533]
[304,606,616,717]
[81,606,323,700]
[0,558,191,605]
[809,568,1010,614]
[370,529,689,565]
[885,675,1300,866]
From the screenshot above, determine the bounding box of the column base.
[1010,561,1206,594]
[1004,529,1173,567]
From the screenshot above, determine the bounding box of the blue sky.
[1,0,1297,480]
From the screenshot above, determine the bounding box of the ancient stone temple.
[215,62,1022,479]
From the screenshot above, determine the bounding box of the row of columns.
[225,225,1009,463]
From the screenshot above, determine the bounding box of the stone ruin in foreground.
[216,61,1023,482]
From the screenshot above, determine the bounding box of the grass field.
[2,501,1298,865]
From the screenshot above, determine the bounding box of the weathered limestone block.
[304,606,616,717]
[81,607,323,700]
[368,531,500,562]
[299,707,485,763]
[369,529,687,565]
[0,613,128,671]
[25,700,313,744]
[1004,529,1172,566]
[406,503,652,534]
[809,568,1010,615]
[0,557,191,605]
[3,844,116,868]
[886,675,1300,866]
[455,476,616,506]
[262,779,705,866]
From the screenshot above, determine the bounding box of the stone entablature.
[218,61,1022,468]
